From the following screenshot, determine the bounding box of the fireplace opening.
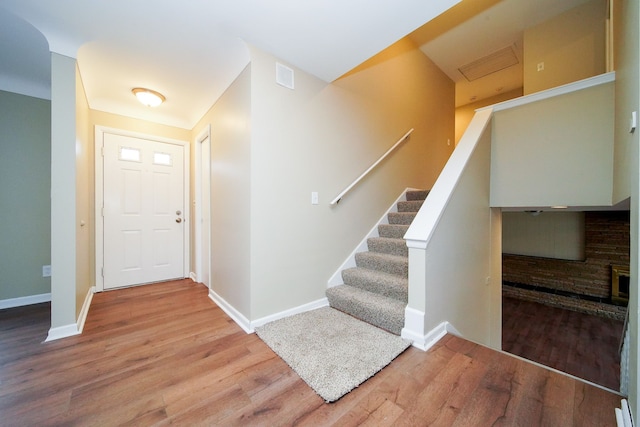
[612,265,630,305]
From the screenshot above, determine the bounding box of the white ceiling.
[0,0,595,128]
[0,0,459,129]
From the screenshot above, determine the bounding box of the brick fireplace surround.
[502,211,630,321]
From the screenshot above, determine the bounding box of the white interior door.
[103,133,185,289]
[198,134,211,287]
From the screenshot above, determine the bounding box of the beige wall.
[490,82,614,208]
[524,0,607,94]
[75,66,92,317]
[191,66,252,319]
[502,212,585,261]
[248,38,454,320]
[455,88,522,144]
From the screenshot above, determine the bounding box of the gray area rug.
[255,306,411,402]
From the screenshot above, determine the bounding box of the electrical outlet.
[42,265,51,277]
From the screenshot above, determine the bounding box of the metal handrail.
[330,128,414,205]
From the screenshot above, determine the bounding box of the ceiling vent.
[458,45,519,82]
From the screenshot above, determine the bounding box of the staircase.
[326,190,428,335]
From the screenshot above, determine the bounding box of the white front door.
[102,133,186,289]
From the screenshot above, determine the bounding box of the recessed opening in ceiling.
[458,45,519,82]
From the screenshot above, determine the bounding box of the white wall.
[490,81,614,208]
[247,38,455,320]
[424,127,494,343]
[50,53,77,331]
[404,109,500,349]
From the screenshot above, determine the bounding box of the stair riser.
[378,224,409,239]
[397,200,423,213]
[388,212,416,225]
[367,238,408,257]
[342,268,408,302]
[355,252,408,278]
[326,287,405,335]
[406,190,429,201]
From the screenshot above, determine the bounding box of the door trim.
[94,126,190,292]
[194,125,211,287]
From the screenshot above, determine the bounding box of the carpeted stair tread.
[367,237,408,257]
[406,190,429,201]
[397,200,424,213]
[342,267,408,302]
[378,224,409,239]
[326,285,405,335]
[388,212,417,225]
[326,189,430,337]
[355,251,408,277]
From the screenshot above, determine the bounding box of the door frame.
[194,125,211,287]
[94,126,190,292]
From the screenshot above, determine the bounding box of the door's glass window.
[153,152,172,166]
[119,147,141,162]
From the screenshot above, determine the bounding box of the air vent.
[458,46,519,82]
[276,62,294,90]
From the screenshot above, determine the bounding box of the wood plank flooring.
[0,280,624,426]
[502,296,624,391]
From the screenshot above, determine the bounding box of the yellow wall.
[75,66,92,317]
[523,0,607,94]
[455,88,522,144]
[89,110,190,142]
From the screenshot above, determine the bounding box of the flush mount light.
[551,205,568,209]
[132,87,165,107]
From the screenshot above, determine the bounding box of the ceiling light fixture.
[132,87,165,107]
[551,205,568,209]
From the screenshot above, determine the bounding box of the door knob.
[176,218,182,223]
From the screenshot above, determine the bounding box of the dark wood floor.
[0,280,624,426]
[502,296,624,391]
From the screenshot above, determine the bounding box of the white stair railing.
[330,128,414,205]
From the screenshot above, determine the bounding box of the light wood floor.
[0,280,624,426]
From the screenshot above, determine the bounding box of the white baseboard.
[189,272,197,282]
[208,288,252,333]
[251,297,329,330]
[402,306,459,351]
[616,399,633,427]
[76,286,95,333]
[0,293,51,310]
[45,323,80,342]
[207,289,329,334]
